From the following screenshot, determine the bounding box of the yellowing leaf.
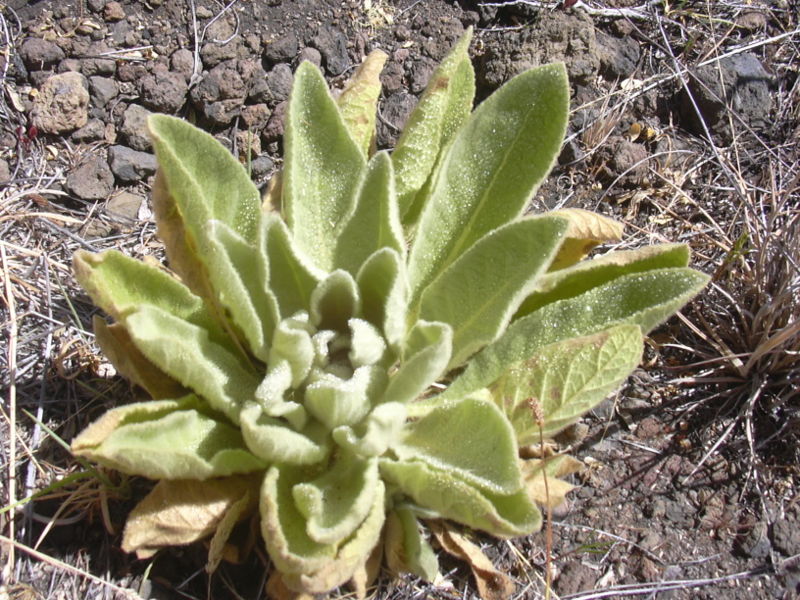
[547,208,624,271]
[429,521,515,600]
[122,475,259,559]
[337,50,388,156]
[521,455,583,509]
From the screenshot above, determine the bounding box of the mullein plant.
[71,29,707,597]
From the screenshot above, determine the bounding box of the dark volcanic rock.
[378,92,416,148]
[139,68,188,112]
[66,155,114,200]
[108,145,157,183]
[120,103,152,151]
[263,32,298,64]
[679,52,772,144]
[311,27,349,76]
[88,76,118,108]
[596,29,640,80]
[20,38,65,70]
[72,118,106,143]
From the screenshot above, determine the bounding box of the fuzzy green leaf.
[148,114,260,243]
[407,63,569,301]
[348,318,388,368]
[241,403,329,465]
[493,324,643,443]
[419,216,568,367]
[304,366,384,430]
[206,220,279,361]
[385,508,439,581]
[336,50,388,156]
[379,460,541,537]
[309,270,361,333]
[93,316,185,400]
[356,248,408,352]
[293,453,379,545]
[334,151,404,274]
[518,244,691,317]
[393,28,474,219]
[448,267,710,397]
[269,315,315,387]
[262,214,322,319]
[332,401,407,458]
[123,306,260,423]
[382,321,452,405]
[72,395,264,479]
[395,395,521,495]
[283,61,366,271]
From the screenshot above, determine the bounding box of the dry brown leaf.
[521,455,584,509]
[266,571,315,600]
[548,208,624,270]
[206,489,255,573]
[429,521,515,600]
[121,475,259,559]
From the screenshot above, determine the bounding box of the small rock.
[88,76,118,108]
[736,11,767,31]
[394,25,412,41]
[0,159,10,183]
[241,104,271,130]
[20,38,65,70]
[32,72,90,134]
[596,29,640,80]
[250,155,274,179]
[116,62,146,82]
[71,119,106,143]
[108,145,157,183]
[235,130,261,159]
[191,61,244,105]
[265,63,293,102]
[679,52,772,144]
[57,58,82,73]
[106,191,144,222]
[170,48,195,81]
[378,92,416,147]
[66,155,114,200]
[380,61,404,94]
[311,27,349,76]
[295,47,321,69]
[139,69,188,112]
[203,99,243,126]
[738,521,771,559]
[409,57,436,94]
[206,15,235,40]
[595,136,649,186]
[103,1,125,21]
[120,103,152,151]
[87,0,106,12]
[81,42,116,76]
[263,32,298,64]
[195,6,213,18]
[200,40,240,68]
[772,506,800,556]
[261,100,287,142]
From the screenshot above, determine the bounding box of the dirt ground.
[1,0,799,599]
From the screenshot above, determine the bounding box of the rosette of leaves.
[71,30,708,596]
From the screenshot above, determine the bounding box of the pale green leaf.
[419,216,568,367]
[241,403,330,465]
[93,316,185,400]
[309,270,360,333]
[148,114,260,243]
[393,28,475,219]
[72,395,264,479]
[268,315,314,387]
[517,243,691,317]
[283,61,366,271]
[395,395,521,495]
[348,318,387,368]
[332,401,407,458]
[447,267,710,397]
[206,220,279,361]
[407,62,569,301]
[293,453,379,544]
[379,460,541,537]
[382,320,452,405]
[492,324,643,443]
[262,214,322,319]
[123,306,260,423]
[304,366,385,430]
[356,248,408,352]
[336,50,388,156]
[335,151,404,274]
[384,507,439,581]
[282,479,386,593]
